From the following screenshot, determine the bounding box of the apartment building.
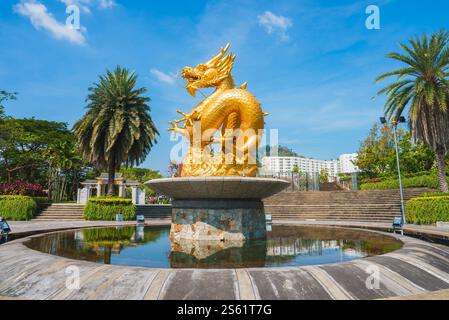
[261,153,358,178]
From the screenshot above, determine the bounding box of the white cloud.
[14,1,86,45]
[58,0,91,13]
[150,69,176,85]
[58,0,116,13]
[258,11,293,42]
[98,0,116,9]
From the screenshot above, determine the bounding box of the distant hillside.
[265,145,303,158]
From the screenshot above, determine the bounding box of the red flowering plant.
[0,181,47,197]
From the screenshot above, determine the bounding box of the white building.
[261,153,358,178]
[338,153,359,174]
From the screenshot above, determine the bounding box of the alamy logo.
[365,5,381,30]
[365,264,380,290]
[66,265,80,290]
[66,5,80,30]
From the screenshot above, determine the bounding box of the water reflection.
[24,225,403,269]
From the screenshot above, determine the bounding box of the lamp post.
[380,116,407,225]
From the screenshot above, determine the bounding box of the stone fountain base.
[145,177,289,241]
[171,199,266,241]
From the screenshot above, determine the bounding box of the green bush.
[406,196,449,224]
[416,193,449,198]
[0,195,37,221]
[360,174,439,190]
[84,197,136,221]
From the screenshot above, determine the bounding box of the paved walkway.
[275,220,449,242]
[1,221,449,300]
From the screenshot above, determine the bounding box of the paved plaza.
[2,221,449,300]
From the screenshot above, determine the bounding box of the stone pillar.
[78,187,90,204]
[118,183,126,198]
[131,186,137,204]
[138,189,146,204]
[97,183,102,197]
[132,187,146,204]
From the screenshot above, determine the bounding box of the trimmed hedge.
[406,195,449,224]
[360,174,439,190]
[84,197,136,221]
[0,195,37,221]
[416,193,449,198]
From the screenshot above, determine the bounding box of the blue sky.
[1,0,449,174]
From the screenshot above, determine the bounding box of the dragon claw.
[174,109,199,127]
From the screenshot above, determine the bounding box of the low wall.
[136,204,172,218]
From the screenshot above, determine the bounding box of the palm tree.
[376,31,449,192]
[74,66,159,195]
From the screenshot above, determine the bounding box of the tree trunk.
[107,160,115,196]
[436,149,448,193]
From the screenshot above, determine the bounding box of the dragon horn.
[206,43,231,66]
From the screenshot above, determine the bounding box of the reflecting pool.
[24,225,402,268]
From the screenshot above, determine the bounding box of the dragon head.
[182,43,236,97]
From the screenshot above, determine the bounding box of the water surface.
[25,225,402,268]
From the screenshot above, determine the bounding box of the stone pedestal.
[145,177,289,242]
[171,199,266,241]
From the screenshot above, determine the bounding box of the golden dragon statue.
[169,43,268,177]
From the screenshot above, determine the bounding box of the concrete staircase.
[34,203,85,221]
[33,188,433,223]
[33,204,172,221]
[263,188,433,223]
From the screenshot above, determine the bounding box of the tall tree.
[0,118,72,184]
[74,66,159,195]
[356,123,434,179]
[0,90,17,118]
[44,137,84,202]
[376,30,449,192]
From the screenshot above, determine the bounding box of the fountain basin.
[145,177,290,241]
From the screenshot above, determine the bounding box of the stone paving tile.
[405,243,449,260]
[0,250,59,294]
[66,267,159,300]
[247,268,332,300]
[399,249,449,275]
[369,255,449,291]
[61,266,133,300]
[2,260,85,300]
[353,259,426,296]
[159,269,237,300]
[318,263,397,300]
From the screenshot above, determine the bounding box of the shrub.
[0,195,37,221]
[416,193,449,198]
[0,181,47,197]
[360,174,439,190]
[84,197,136,221]
[406,196,449,224]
